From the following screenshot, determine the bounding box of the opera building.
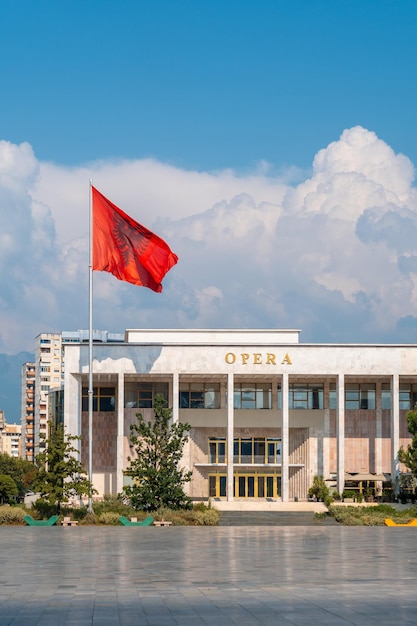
[63,329,416,502]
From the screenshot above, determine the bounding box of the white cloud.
[1,126,417,353]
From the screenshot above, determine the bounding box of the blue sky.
[1,0,417,367]
[1,1,416,171]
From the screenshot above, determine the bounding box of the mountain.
[0,352,34,424]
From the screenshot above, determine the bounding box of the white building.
[34,333,63,457]
[0,421,22,458]
[63,329,417,502]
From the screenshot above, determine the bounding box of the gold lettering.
[225,352,236,364]
[225,352,291,365]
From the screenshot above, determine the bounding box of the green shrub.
[93,494,137,517]
[153,505,219,526]
[199,509,219,525]
[79,512,99,525]
[193,501,211,512]
[342,490,357,500]
[308,475,330,501]
[329,504,417,526]
[99,512,121,525]
[324,495,334,507]
[62,506,88,521]
[33,498,57,519]
[0,505,26,524]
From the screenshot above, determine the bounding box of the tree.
[123,394,192,511]
[0,474,18,504]
[0,453,37,500]
[33,422,93,512]
[398,404,417,479]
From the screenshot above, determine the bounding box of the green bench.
[119,515,154,526]
[24,514,59,526]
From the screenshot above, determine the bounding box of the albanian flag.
[92,186,178,292]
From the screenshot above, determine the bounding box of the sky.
[1,0,417,355]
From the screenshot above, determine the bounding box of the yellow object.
[384,518,417,527]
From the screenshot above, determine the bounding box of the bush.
[308,475,330,502]
[33,498,58,520]
[196,509,219,525]
[99,512,121,525]
[153,505,219,526]
[0,505,26,524]
[329,504,417,526]
[93,494,137,517]
[324,495,334,507]
[79,512,99,525]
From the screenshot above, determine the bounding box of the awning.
[344,472,390,482]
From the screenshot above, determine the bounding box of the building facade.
[63,329,416,502]
[21,362,35,461]
[33,333,63,457]
[0,412,22,458]
[21,330,125,462]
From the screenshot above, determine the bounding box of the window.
[329,383,377,410]
[277,383,324,409]
[233,383,271,409]
[399,384,417,411]
[208,437,281,464]
[329,384,337,409]
[345,383,375,409]
[289,384,323,409]
[82,387,116,411]
[180,382,220,409]
[208,438,226,463]
[124,382,168,408]
[381,383,391,409]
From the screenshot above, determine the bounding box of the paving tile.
[1,526,417,625]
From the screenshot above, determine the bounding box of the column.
[336,373,345,496]
[322,380,330,480]
[391,373,400,495]
[281,372,289,501]
[227,372,234,502]
[172,372,179,424]
[116,373,124,494]
[375,381,382,475]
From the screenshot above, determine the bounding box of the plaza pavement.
[1,524,417,625]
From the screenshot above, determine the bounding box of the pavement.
[1,525,417,625]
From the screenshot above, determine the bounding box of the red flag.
[92,186,178,292]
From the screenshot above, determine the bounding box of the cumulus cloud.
[1,126,417,353]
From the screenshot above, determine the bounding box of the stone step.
[218,511,336,526]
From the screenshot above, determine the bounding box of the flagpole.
[88,179,94,513]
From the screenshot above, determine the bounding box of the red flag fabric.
[92,186,178,292]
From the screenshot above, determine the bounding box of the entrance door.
[209,473,280,498]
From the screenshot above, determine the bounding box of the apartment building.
[34,333,63,457]
[21,362,35,461]
[0,423,22,458]
[21,330,125,461]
